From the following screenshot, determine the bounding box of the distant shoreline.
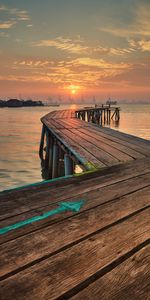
[0,99,44,108]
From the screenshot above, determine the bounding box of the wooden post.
[82,112,85,120]
[39,124,45,160]
[109,109,111,122]
[92,110,95,123]
[107,108,109,123]
[52,142,59,178]
[64,154,74,175]
[101,109,103,124]
[111,111,115,120]
[45,130,50,169]
[85,111,88,122]
[58,147,65,177]
[47,135,53,178]
[104,109,106,123]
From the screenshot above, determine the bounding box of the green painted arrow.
[0,200,85,235]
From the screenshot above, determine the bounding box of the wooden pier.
[0,108,150,299]
[75,105,120,124]
[39,108,148,179]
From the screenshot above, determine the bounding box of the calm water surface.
[0,104,150,191]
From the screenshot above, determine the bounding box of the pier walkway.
[0,108,150,299]
[40,109,149,175]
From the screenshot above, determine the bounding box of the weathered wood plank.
[0,186,149,277]
[103,126,150,146]
[67,118,150,156]
[59,118,90,129]
[43,118,65,130]
[78,127,146,159]
[0,166,149,226]
[70,128,134,162]
[0,172,149,244]
[49,127,105,168]
[0,208,149,300]
[59,128,120,166]
[95,128,150,156]
[1,158,150,214]
[72,244,150,300]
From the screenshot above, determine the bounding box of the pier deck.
[41,109,150,171]
[0,109,150,299]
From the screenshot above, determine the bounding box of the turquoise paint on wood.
[0,200,85,235]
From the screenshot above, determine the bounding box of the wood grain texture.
[0,185,149,277]
[66,118,150,156]
[70,128,134,161]
[78,127,146,159]
[58,128,118,166]
[0,158,150,220]
[72,244,150,300]
[0,208,149,300]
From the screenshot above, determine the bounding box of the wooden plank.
[72,244,150,300]
[42,120,116,167]
[59,128,119,166]
[1,167,149,223]
[43,110,75,120]
[67,118,150,156]
[59,118,89,129]
[0,174,149,244]
[103,126,150,146]
[54,119,79,129]
[50,127,105,168]
[0,208,149,299]
[78,127,146,159]
[45,118,81,130]
[43,118,65,130]
[70,128,134,162]
[1,157,150,211]
[0,185,149,277]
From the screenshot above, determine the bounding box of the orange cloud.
[0,21,16,29]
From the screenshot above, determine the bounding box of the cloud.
[0,4,30,31]
[35,35,137,58]
[70,57,131,70]
[0,5,7,11]
[137,40,150,51]
[98,2,150,38]
[7,56,132,90]
[93,46,135,56]
[13,60,53,69]
[128,39,150,52]
[0,4,30,20]
[0,21,16,29]
[0,31,9,37]
[35,36,89,54]
[15,10,30,21]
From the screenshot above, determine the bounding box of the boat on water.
[106,98,117,105]
[48,104,60,107]
[46,97,61,107]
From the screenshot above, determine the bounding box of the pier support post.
[87,111,90,122]
[52,142,59,178]
[45,130,50,169]
[48,136,53,178]
[64,154,74,176]
[58,147,65,177]
[39,125,45,160]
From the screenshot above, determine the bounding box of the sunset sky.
[0,0,150,101]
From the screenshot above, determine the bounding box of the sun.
[67,85,80,95]
[71,89,76,95]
